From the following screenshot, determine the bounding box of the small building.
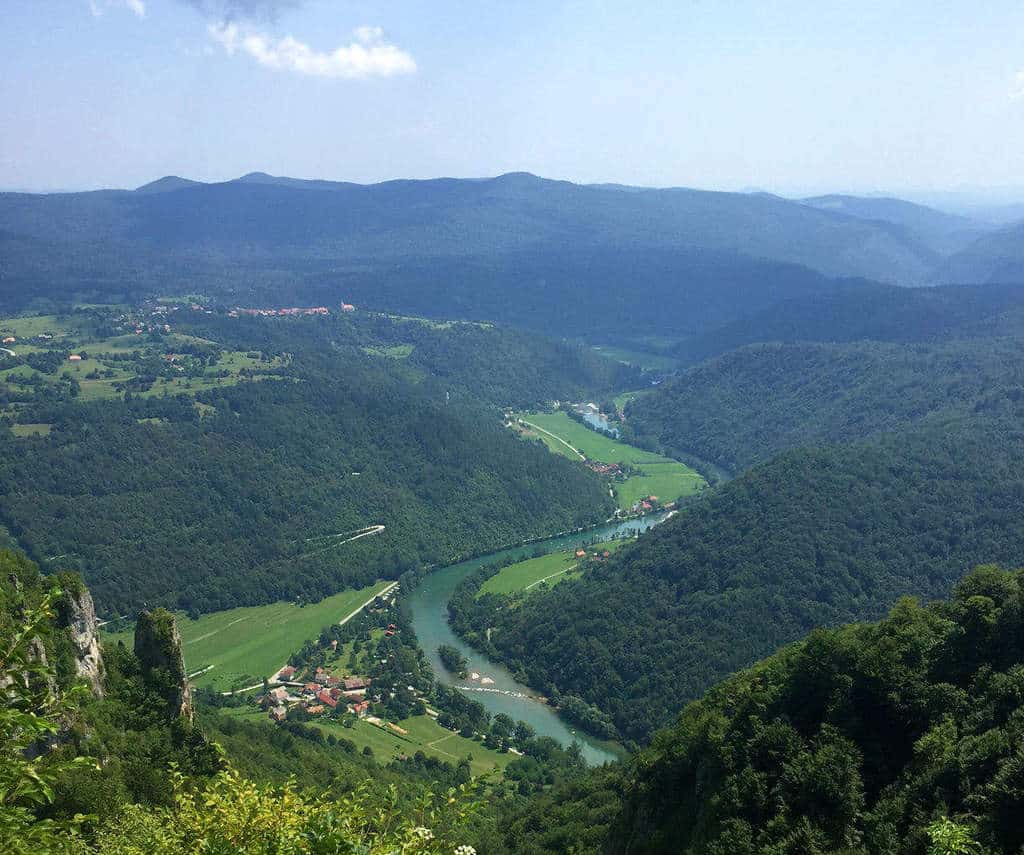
[269,686,288,702]
[341,303,356,312]
[306,704,325,715]
[329,687,342,699]
[575,549,587,558]
[304,682,319,694]
[2,337,15,344]
[278,665,296,680]
[329,640,339,651]
[351,700,371,716]
[343,677,370,691]
[68,354,82,362]
[269,705,287,722]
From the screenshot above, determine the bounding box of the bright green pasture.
[515,411,664,464]
[513,411,706,509]
[479,540,626,596]
[102,581,391,693]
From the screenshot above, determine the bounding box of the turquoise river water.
[407,512,669,766]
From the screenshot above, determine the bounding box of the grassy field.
[613,388,654,412]
[514,410,705,509]
[224,707,512,777]
[362,344,414,359]
[0,314,284,407]
[10,423,52,437]
[102,581,392,693]
[479,540,626,596]
[591,345,679,371]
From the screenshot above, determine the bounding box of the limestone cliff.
[134,608,193,721]
[55,582,105,697]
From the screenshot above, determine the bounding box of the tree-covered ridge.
[607,564,1024,854]
[473,411,1024,742]
[0,348,613,616]
[626,336,1024,474]
[668,281,1024,367]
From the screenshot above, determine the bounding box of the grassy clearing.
[613,388,654,412]
[591,345,678,371]
[224,707,512,777]
[362,344,414,359]
[479,540,627,596]
[0,315,77,340]
[515,412,664,464]
[10,423,52,437]
[102,581,391,693]
[513,410,706,509]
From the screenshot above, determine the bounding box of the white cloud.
[209,22,416,78]
[89,0,146,17]
[1012,71,1024,100]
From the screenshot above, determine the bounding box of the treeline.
[474,409,1024,742]
[0,341,613,616]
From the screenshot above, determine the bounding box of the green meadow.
[224,707,512,778]
[478,540,626,596]
[102,581,391,694]
[513,410,706,509]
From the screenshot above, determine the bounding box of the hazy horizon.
[4,1,1024,203]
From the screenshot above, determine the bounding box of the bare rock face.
[56,584,105,697]
[134,608,193,722]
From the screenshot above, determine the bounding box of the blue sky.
[3,1,1024,195]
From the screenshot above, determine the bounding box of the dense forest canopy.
[626,336,1024,474]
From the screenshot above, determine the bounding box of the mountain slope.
[469,410,1024,742]
[937,221,1024,285]
[801,193,987,255]
[628,336,1024,474]
[0,174,948,334]
[669,281,1024,366]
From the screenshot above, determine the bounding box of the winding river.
[407,512,670,766]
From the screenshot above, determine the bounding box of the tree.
[0,586,98,854]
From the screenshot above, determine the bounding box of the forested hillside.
[606,564,1024,854]
[489,565,1024,854]
[0,312,618,616]
[627,336,1024,473]
[669,281,1024,366]
[468,410,1024,741]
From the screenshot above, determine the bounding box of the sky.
[3,1,1024,197]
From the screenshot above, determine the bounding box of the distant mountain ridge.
[0,171,950,327]
[4,171,1020,337]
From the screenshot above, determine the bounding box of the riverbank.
[405,513,670,765]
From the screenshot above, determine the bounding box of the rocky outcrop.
[56,583,105,697]
[134,608,192,722]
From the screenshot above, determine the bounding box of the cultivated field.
[478,539,627,596]
[102,581,391,694]
[513,410,706,509]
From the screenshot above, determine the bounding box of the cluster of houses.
[586,461,622,476]
[575,548,613,562]
[233,306,330,318]
[260,664,374,723]
[629,495,676,515]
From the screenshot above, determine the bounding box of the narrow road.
[519,420,586,460]
[525,563,578,590]
[300,525,386,560]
